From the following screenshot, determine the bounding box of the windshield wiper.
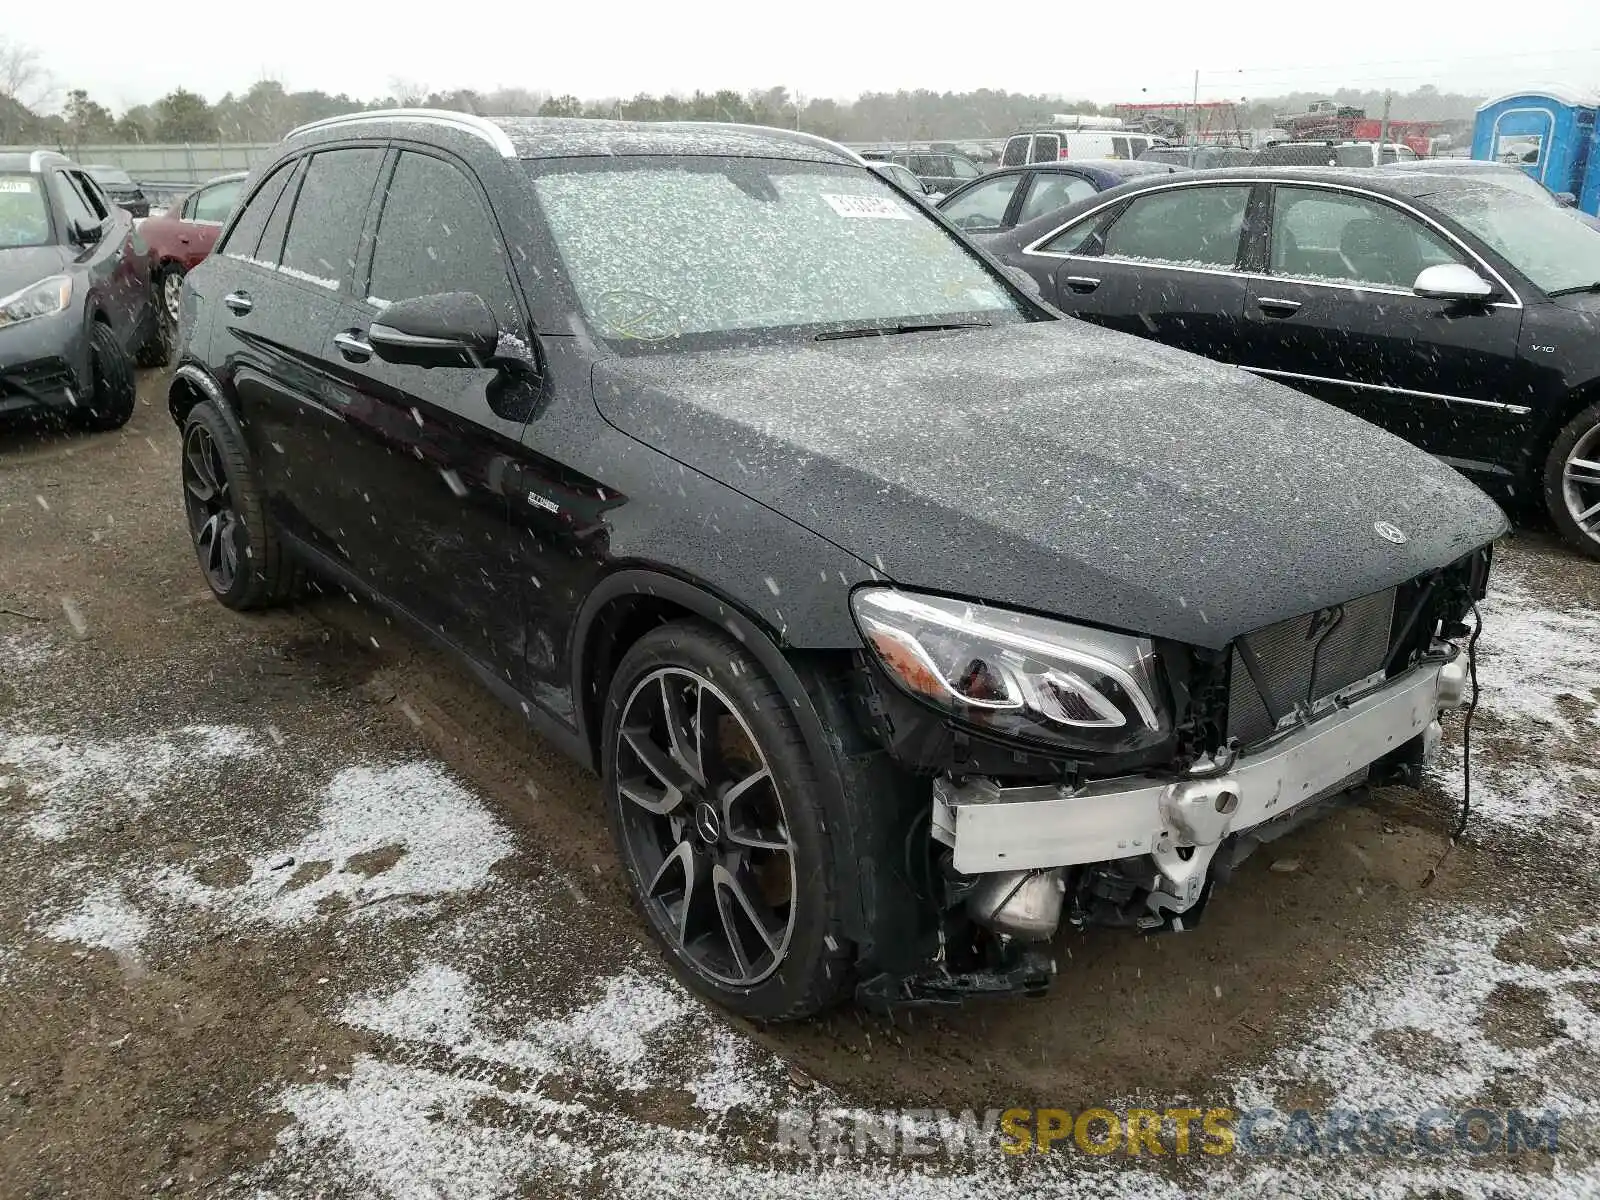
[1546,281,1600,297]
[814,320,991,342]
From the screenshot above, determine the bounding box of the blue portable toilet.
[1473,88,1599,213]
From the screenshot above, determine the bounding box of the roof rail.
[286,108,516,158]
[657,122,868,166]
[29,149,71,171]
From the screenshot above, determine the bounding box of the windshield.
[1422,182,1600,294]
[87,167,134,187]
[0,174,51,248]
[527,156,1030,351]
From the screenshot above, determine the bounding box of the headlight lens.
[851,588,1170,749]
[0,275,72,329]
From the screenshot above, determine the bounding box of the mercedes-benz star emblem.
[1373,521,1408,545]
[694,800,721,844]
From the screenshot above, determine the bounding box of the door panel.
[1042,183,1255,361]
[1236,185,1526,465]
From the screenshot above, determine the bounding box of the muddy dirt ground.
[1,368,1597,1198]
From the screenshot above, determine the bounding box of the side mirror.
[1413,263,1494,303]
[368,291,500,369]
[1556,191,1578,208]
[73,219,102,245]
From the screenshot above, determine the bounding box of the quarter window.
[220,161,296,262]
[1100,184,1252,267]
[367,152,517,321]
[1269,186,1461,288]
[940,174,1022,230]
[279,148,383,290]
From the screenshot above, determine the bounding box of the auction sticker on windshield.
[0,180,37,193]
[821,193,911,219]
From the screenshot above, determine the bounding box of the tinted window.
[1112,137,1131,160]
[279,148,383,289]
[939,174,1022,230]
[1038,208,1118,255]
[1016,173,1098,224]
[1031,134,1061,163]
[52,171,99,230]
[367,152,516,320]
[220,162,296,260]
[1001,137,1029,167]
[1270,186,1460,288]
[1101,185,1251,267]
[191,179,243,223]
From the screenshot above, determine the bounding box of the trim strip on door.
[1239,366,1534,415]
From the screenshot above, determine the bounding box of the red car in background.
[139,172,245,325]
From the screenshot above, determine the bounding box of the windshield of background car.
[89,168,134,187]
[0,174,51,248]
[1421,182,1600,294]
[527,156,1031,351]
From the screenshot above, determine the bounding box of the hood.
[592,320,1507,649]
[0,244,75,295]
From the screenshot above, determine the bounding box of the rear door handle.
[333,330,373,363]
[1064,275,1101,293]
[223,291,252,315]
[1256,296,1302,316]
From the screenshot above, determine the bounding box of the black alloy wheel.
[182,420,244,595]
[613,665,798,988]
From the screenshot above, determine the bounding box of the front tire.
[180,401,304,610]
[602,621,853,1020]
[134,281,175,368]
[1543,401,1600,559]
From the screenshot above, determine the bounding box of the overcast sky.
[10,0,1600,113]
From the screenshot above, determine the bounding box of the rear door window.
[1001,136,1029,167]
[1100,184,1252,267]
[366,151,518,325]
[1015,173,1099,224]
[220,162,297,261]
[1031,134,1061,163]
[191,179,243,224]
[1112,137,1132,160]
[279,147,384,290]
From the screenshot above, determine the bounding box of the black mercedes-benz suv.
[170,110,1505,1019]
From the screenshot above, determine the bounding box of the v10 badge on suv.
[168,110,1505,1018]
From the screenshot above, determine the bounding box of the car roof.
[286,109,860,166]
[0,150,72,173]
[992,166,1485,248]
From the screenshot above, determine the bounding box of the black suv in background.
[171,112,1502,1019]
[1,150,169,429]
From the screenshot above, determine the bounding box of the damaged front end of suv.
[846,547,1490,1007]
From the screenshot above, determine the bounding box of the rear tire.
[134,282,175,368]
[180,401,305,610]
[602,621,853,1020]
[73,321,136,431]
[1543,401,1600,559]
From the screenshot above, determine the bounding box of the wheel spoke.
[1575,497,1600,529]
[721,767,789,850]
[621,724,692,802]
[1566,457,1600,485]
[185,442,216,502]
[660,675,705,786]
[714,863,781,978]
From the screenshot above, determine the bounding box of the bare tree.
[387,77,430,108]
[0,37,55,142]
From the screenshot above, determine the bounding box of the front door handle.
[223,290,252,315]
[333,330,373,363]
[1256,296,1303,316]
[1064,275,1101,293]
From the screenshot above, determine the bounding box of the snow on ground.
[9,559,1600,1198]
[153,762,514,925]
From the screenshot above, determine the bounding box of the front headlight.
[0,275,72,329]
[851,588,1170,750]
